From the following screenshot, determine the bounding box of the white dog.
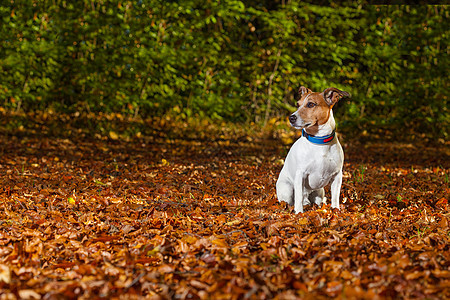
[276,86,350,213]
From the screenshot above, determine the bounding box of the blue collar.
[302,129,336,145]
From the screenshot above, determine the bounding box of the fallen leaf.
[0,264,11,284]
[18,290,41,300]
[109,131,119,140]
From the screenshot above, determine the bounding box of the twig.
[126,272,145,289]
[343,182,357,190]
[263,49,282,127]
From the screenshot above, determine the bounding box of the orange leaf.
[211,238,228,248]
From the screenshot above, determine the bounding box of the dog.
[276,86,350,213]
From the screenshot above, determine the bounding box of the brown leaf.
[405,271,424,280]
[0,264,11,284]
[325,281,343,297]
[200,253,216,266]
[1,112,448,299]
[211,238,228,248]
[18,290,41,300]
[432,269,450,278]
[121,224,135,234]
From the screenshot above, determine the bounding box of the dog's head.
[289,86,350,130]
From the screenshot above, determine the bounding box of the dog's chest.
[305,157,340,189]
[291,139,343,190]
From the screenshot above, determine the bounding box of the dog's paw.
[294,208,304,214]
[294,202,304,214]
[331,204,341,211]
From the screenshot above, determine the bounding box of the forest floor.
[0,111,449,299]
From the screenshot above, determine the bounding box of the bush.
[0,1,447,135]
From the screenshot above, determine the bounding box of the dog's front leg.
[330,170,343,210]
[294,170,304,213]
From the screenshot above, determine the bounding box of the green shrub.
[0,1,447,135]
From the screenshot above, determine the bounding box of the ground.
[0,112,449,299]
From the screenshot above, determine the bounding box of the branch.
[264,49,282,127]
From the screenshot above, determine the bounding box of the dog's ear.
[322,87,351,107]
[299,86,312,97]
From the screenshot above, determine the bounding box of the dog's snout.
[289,114,297,124]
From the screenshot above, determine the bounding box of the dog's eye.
[307,102,316,108]
[296,102,300,108]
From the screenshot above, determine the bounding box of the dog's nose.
[289,114,297,124]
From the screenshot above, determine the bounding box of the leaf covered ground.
[0,112,449,299]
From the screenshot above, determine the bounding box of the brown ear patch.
[322,88,351,107]
[299,86,312,97]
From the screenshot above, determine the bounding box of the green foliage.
[355,5,448,135]
[0,1,447,135]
